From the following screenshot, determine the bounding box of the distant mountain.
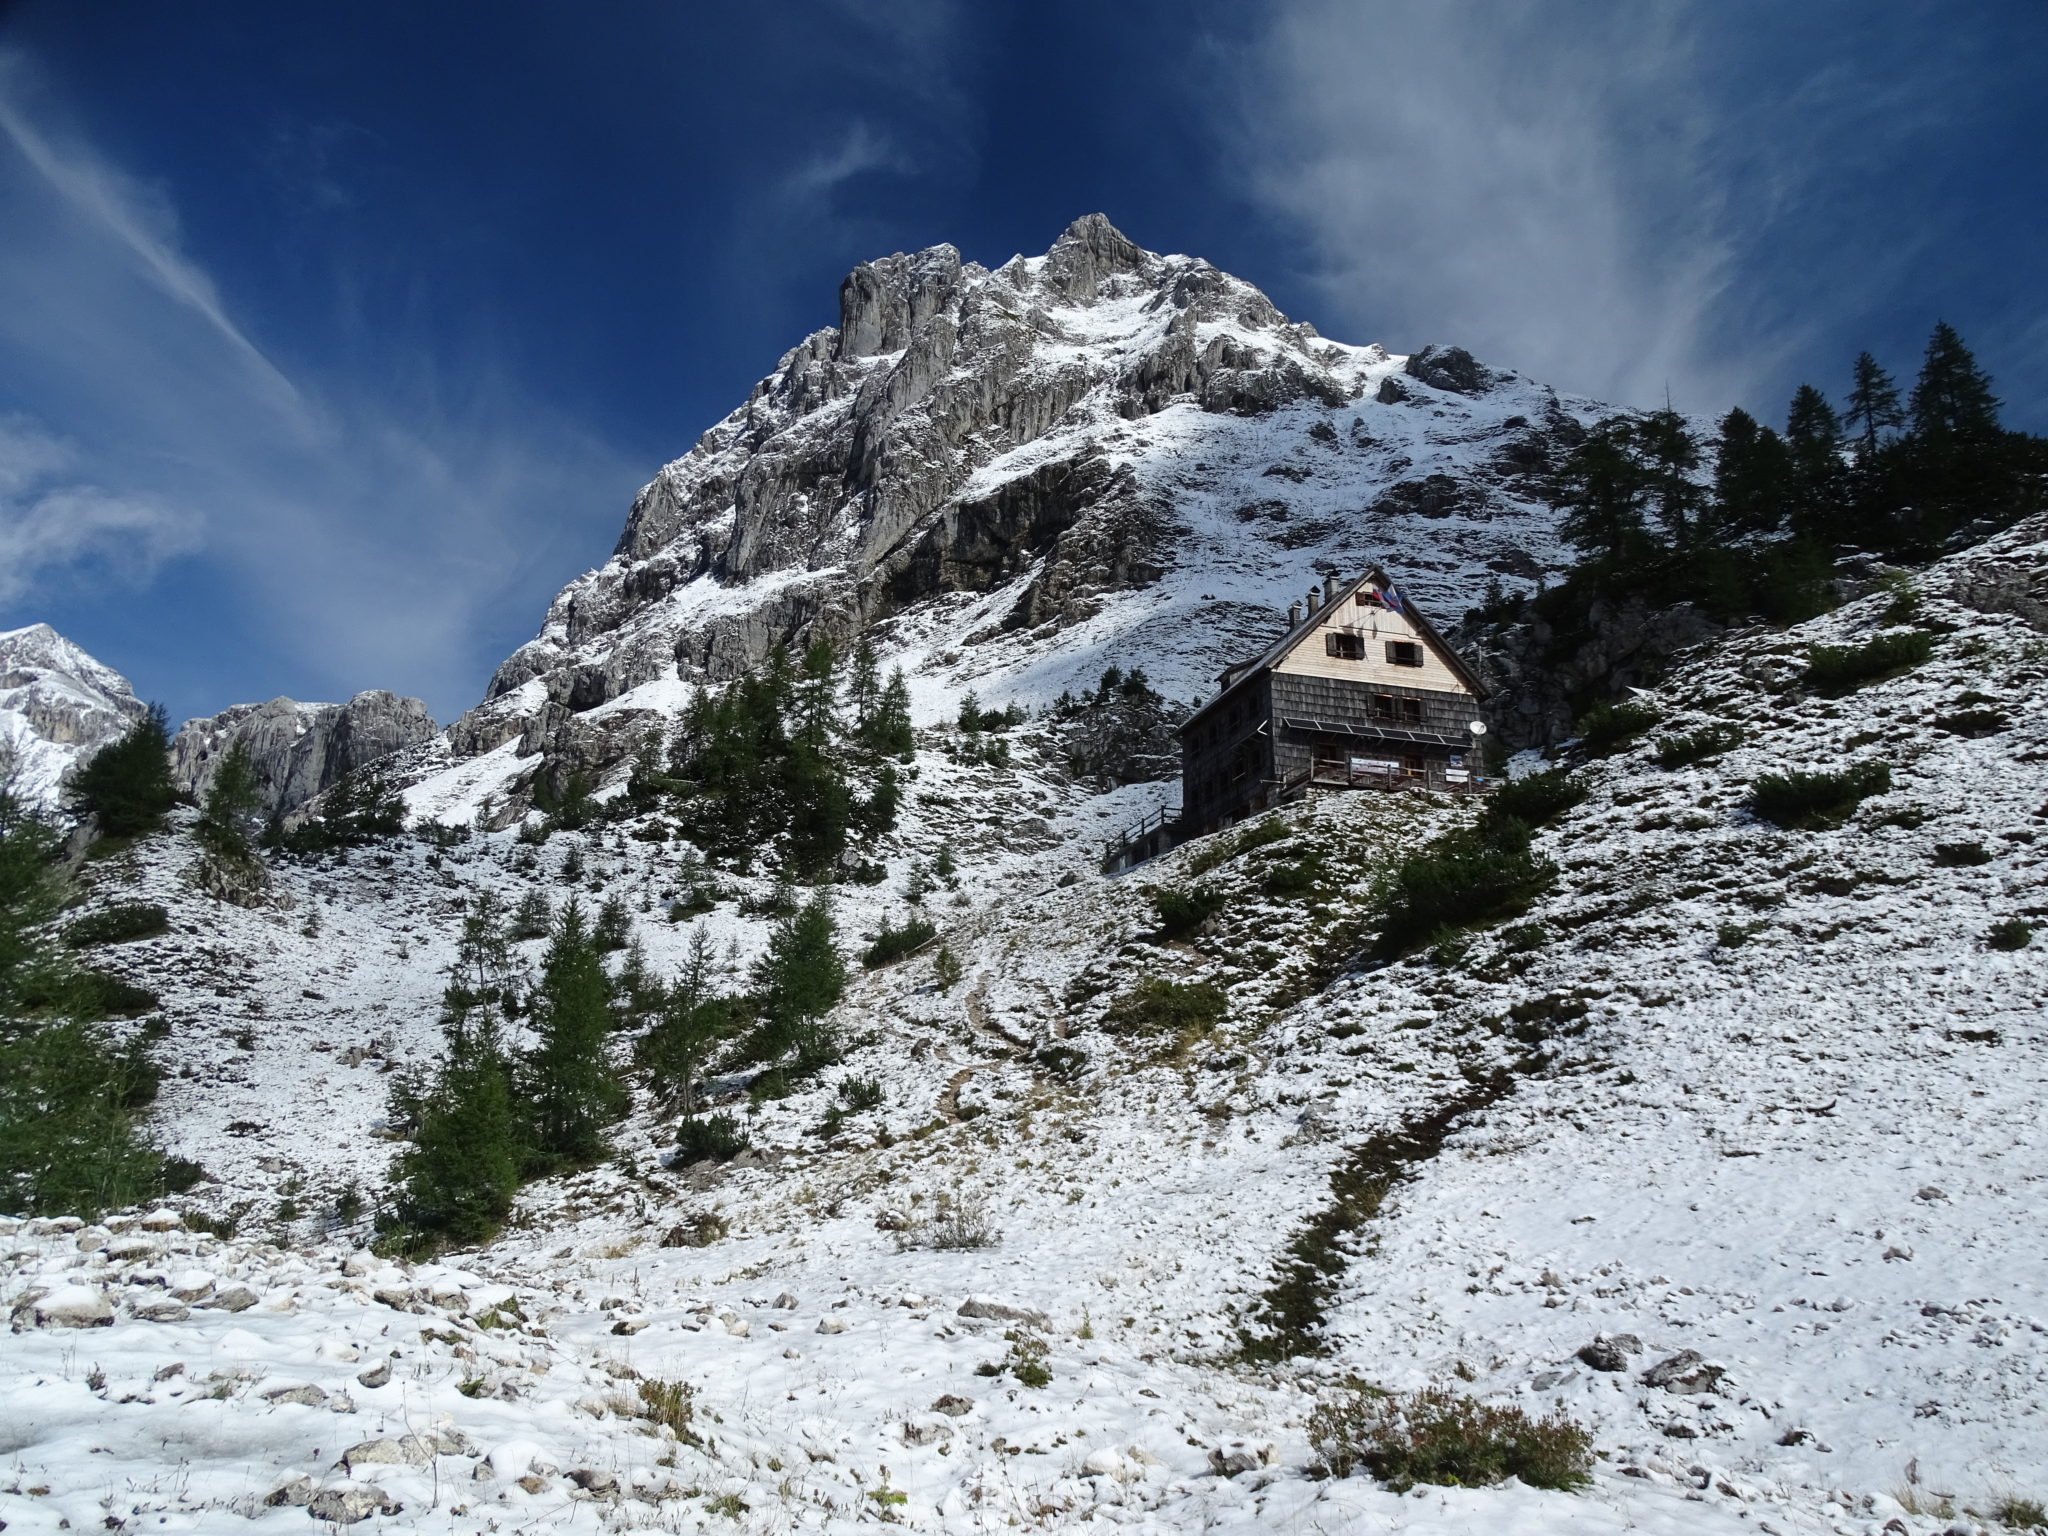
[443,215,1606,800]
[0,622,148,807]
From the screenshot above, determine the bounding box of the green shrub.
[1992,1494,2047,1530]
[1574,699,1664,756]
[675,1112,748,1163]
[1185,817,1291,877]
[1309,1382,1593,1492]
[1933,841,1992,867]
[1987,919,2034,952]
[1262,852,1328,898]
[1746,762,1891,830]
[863,916,937,968]
[0,1020,168,1218]
[837,1074,884,1111]
[1482,770,1585,830]
[1147,884,1226,937]
[1376,821,1556,956]
[1033,1043,1087,1080]
[1104,977,1227,1053]
[636,1378,696,1435]
[1802,630,1934,695]
[1934,707,2009,737]
[63,903,170,948]
[1655,724,1744,770]
[1004,1336,1051,1389]
[74,970,160,1018]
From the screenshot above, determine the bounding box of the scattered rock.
[816,1317,848,1335]
[203,1285,260,1313]
[957,1297,1050,1329]
[372,1287,415,1310]
[1640,1350,1725,1393]
[339,1436,434,1473]
[264,1474,314,1507]
[568,1467,618,1497]
[128,1296,191,1323]
[901,1417,949,1446]
[932,1394,974,1417]
[263,1383,329,1408]
[1208,1442,1277,1477]
[304,1482,400,1525]
[610,1316,649,1336]
[355,1360,392,1389]
[169,1272,214,1302]
[771,1292,799,1310]
[1083,1447,1126,1478]
[1577,1334,1642,1372]
[33,1285,113,1328]
[138,1208,183,1231]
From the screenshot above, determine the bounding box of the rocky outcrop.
[0,623,149,808]
[445,214,1598,792]
[172,692,437,816]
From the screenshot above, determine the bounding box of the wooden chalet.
[1107,570,1489,869]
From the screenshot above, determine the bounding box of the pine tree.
[1634,409,1705,550]
[195,740,264,863]
[638,927,728,1114]
[388,1012,520,1249]
[863,668,915,758]
[859,763,903,839]
[451,891,518,1001]
[594,892,633,953]
[519,900,624,1171]
[68,703,178,839]
[1909,322,2001,442]
[750,891,846,1071]
[1842,351,1905,459]
[1709,407,1792,541]
[1554,422,1652,563]
[1783,385,1846,539]
[794,638,838,751]
[847,639,881,731]
[508,889,552,941]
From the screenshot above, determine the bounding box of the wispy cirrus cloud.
[0,48,644,720]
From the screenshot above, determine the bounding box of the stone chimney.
[1306,587,1320,616]
[1324,572,1340,607]
[1288,601,1303,626]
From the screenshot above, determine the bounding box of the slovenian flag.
[1378,585,1405,613]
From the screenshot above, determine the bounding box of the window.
[1325,631,1365,660]
[1402,697,1423,725]
[1372,693,1396,721]
[1386,640,1424,668]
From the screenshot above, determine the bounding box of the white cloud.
[0,51,644,719]
[1219,2,1792,412]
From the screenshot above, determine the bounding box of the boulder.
[203,1285,260,1313]
[263,1383,329,1408]
[338,1436,434,1474]
[355,1360,392,1389]
[34,1285,113,1328]
[304,1483,400,1524]
[957,1297,1050,1330]
[932,1394,974,1417]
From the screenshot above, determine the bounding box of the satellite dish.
[1468,720,1488,735]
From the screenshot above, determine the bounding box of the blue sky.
[1,0,2042,725]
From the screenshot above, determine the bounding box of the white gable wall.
[1271,591,1473,694]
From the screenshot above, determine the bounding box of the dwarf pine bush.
[1309,1382,1593,1492]
[1574,699,1665,757]
[1802,630,1934,695]
[62,903,170,949]
[1655,724,1744,769]
[1747,761,1891,829]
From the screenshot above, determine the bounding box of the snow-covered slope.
[439,215,1598,804]
[10,514,2044,1535]
[0,621,147,807]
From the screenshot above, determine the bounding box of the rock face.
[443,214,1603,797]
[0,623,149,808]
[171,691,437,816]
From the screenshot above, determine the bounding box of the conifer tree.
[1909,322,2001,442]
[1783,385,1846,538]
[1710,407,1792,540]
[594,892,633,953]
[1842,351,1905,459]
[863,667,915,758]
[1634,409,1706,550]
[68,703,178,838]
[859,763,903,840]
[451,891,518,1001]
[638,926,728,1113]
[847,639,881,731]
[519,900,624,1171]
[388,1011,519,1248]
[750,890,846,1071]
[195,740,264,864]
[1554,422,1652,563]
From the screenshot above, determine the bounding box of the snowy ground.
[6,520,2046,1534]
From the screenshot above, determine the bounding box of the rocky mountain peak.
[0,622,148,806]
[445,217,1603,802]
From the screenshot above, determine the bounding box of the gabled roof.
[1180,567,1488,735]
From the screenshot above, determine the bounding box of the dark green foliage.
[747,891,846,1071]
[1375,816,1557,958]
[507,890,551,941]
[862,666,916,759]
[266,767,408,855]
[1241,1076,1506,1361]
[1574,699,1664,756]
[1932,841,1992,868]
[1262,853,1328,898]
[1103,977,1226,1055]
[1747,761,1891,830]
[1655,724,1744,769]
[1483,770,1586,829]
[1309,1382,1593,1492]
[73,970,160,1018]
[593,893,633,952]
[931,945,963,989]
[1843,351,1905,460]
[863,916,937,968]
[1802,631,1934,694]
[518,900,625,1172]
[1911,321,2001,442]
[69,703,178,838]
[957,693,1028,733]
[387,1015,520,1252]
[63,902,170,948]
[1184,816,1290,877]
[195,741,264,863]
[1033,1043,1087,1080]
[837,1074,884,1111]
[1987,918,2034,952]
[675,1112,748,1163]
[637,929,729,1113]
[532,770,597,831]
[1147,884,1225,937]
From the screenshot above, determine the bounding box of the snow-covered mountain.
[442,215,1595,799]
[0,621,148,806]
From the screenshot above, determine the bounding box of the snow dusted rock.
[128,1295,191,1323]
[304,1481,399,1524]
[957,1297,1050,1329]
[815,1316,848,1335]
[32,1284,113,1328]
[1207,1441,1278,1477]
[771,1291,799,1309]
[482,1440,555,1480]
[170,690,437,816]
[105,1235,161,1263]
[1640,1350,1725,1392]
[931,1394,975,1417]
[138,1208,183,1232]
[354,1359,392,1389]
[202,1284,260,1312]
[315,1339,360,1363]
[1081,1446,1126,1478]
[338,1435,434,1473]
[901,1416,950,1446]
[568,1467,619,1496]
[168,1271,213,1301]
[264,1473,314,1507]
[1577,1334,1643,1371]
[263,1382,329,1408]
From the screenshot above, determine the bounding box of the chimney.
[1324,572,1340,607]
[1288,601,1303,626]
[1306,587,1320,616]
